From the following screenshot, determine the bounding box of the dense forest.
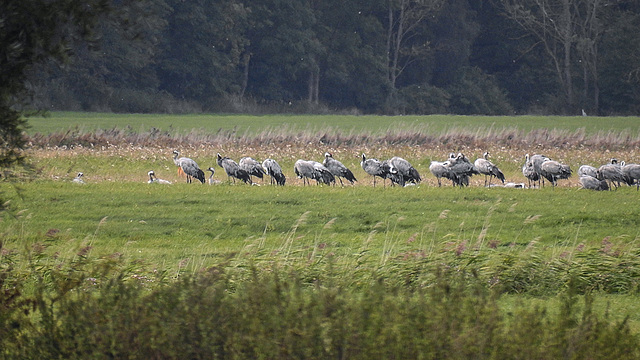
[27,0,640,115]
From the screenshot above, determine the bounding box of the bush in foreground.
[1,248,638,359]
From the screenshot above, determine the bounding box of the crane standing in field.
[361,154,390,187]
[388,156,421,186]
[474,152,505,187]
[311,161,335,185]
[172,150,205,184]
[323,152,357,186]
[540,159,572,188]
[528,153,550,187]
[598,159,626,190]
[294,159,334,185]
[522,154,539,188]
[240,156,266,184]
[622,162,640,190]
[262,158,286,186]
[446,153,478,187]
[217,153,252,184]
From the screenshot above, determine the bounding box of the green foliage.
[447,67,514,115]
[3,180,640,296]
[0,0,109,170]
[1,251,638,359]
[397,85,451,114]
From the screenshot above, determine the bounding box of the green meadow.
[27,111,640,136]
[3,113,640,357]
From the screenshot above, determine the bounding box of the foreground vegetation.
[2,255,638,359]
[3,113,640,357]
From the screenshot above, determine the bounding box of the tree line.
[24,0,640,115]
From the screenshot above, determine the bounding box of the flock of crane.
[132,150,640,191]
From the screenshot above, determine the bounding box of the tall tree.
[385,0,444,91]
[158,0,249,105]
[243,0,320,104]
[0,0,109,170]
[500,0,611,113]
[311,0,389,111]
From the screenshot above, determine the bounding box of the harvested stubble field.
[3,113,640,357]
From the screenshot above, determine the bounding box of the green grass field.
[3,113,640,356]
[26,111,640,136]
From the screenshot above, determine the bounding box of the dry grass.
[22,124,640,188]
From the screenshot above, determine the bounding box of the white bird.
[474,152,505,187]
[361,154,390,187]
[72,172,85,184]
[172,150,205,184]
[148,170,172,184]
[323,152,357,186]
[262,158,286,186]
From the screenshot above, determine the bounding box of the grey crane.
[217,153,252,184]
[579,174,609,191]
[446,153,479,187]
[474,152,505,187]
[294,159,315,186]
[172,150,205,184]
[361,154,390,187]
[429,160,450,187]
[72,172,85,184]
[522,154,539,188]
[240,157,266,183]
[540,159,572,187]
[262,158,286,186]
[577,165,598,178]
[622,163,640,190]
[323,152,357,186]
[311,161,335,185]
[294,159,334,185]
[148,170,172,184]
[528,154,550,187]
[597,159,626,190]
[381,159,403,186]
[388,156,421,186]
[429,155,456,187]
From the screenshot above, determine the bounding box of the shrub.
[1,251,639,359]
